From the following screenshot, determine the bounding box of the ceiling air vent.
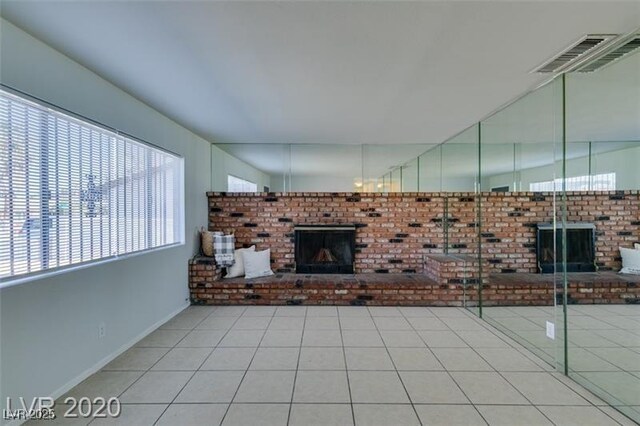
[534,35,614,74]
[575,36,640,73]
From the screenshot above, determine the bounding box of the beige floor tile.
[340,317,377,330]
[175,371,244,403]
[399,371,469,404]
[268,316,304,330]
[451,372,528,405]
[159,314,204,330]
[406,317,450,331]
[196,316,238,330]
[344,347,394,370]
[289,404,353,426]
[302,330,343,346]
[156,403,228,426]
[232,316,271,330]
[305,316,340,330]
[63,371,142,400]
[341,330,384,347]
[103,347,169,371]
[222,404,289,426]
[337,306,371,317]
[432,348,493,371]
[503,372,590,405]
[135,329,189,347]
[90,404,167,425]
[456,329,510,347]
[306,306,338,317]
[418,330,469,348]
[353,404,419,426]
[218,330,264,347]
[151,347,211,371]
[414,404,486,426]
[388,347,444,371]
[538,406,621,426]
[348,371,409,403]
[250,347,300,370]
[379,331,426,347]
[298,347,346,370]
[242,306,277,317]
[234,371,295,403]
[201,347,256,370]
[260,329,303,347]
[274,306,307,317]
[474,347,544,372]
[293,370,351,403]
[368,306,403,317]
[119,371,192,403]
[176,330,226,347]
[476,405,552,426]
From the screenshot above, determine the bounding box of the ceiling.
[2,0,639,151]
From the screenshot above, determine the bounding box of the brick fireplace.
[188,190,640,306]
[207,190,639,274]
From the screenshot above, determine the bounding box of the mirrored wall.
[212,35,640,422]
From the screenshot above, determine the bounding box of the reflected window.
[529,173,616,191]
[227,175,257,192]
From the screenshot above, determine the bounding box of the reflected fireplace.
[294,225,356,274]
[536,223,596,273]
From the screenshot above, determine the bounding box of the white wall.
[0,19,212,420]
[269,175,358,192]
[484,145,640,191]
[211,145,271,192]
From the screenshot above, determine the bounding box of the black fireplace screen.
[295,225,355,274]
[536,223,596,273]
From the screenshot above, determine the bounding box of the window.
[529,173,616,192]
[0,89,184,284]
[227,175,257,192]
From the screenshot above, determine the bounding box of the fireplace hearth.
[295,225,356,274]
[537,223,596,273]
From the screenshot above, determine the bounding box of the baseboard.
[4,302,189,426]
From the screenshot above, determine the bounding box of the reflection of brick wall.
[207,191,639,274]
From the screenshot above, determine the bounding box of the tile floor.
[483,304,640,421]
[33,306,638,425]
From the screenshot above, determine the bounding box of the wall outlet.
[98,322,106,339]
[546,321,555,340]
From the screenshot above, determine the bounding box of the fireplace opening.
[295,225,355,274]
[536,223,596,273]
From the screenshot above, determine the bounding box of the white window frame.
[0,87,185,288]
[227,175,258,192]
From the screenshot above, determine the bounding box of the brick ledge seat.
[189,257,640,306]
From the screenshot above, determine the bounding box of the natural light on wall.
[0,88,184,285]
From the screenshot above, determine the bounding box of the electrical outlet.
[546,321,555,340]
[98,322,106,339]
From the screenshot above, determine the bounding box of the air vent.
[575,36,640,73]
[534,35,615,74]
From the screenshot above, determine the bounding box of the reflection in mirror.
[563,42,640,422]
[478,77,563,368]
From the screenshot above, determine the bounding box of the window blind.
[0,89,184,283]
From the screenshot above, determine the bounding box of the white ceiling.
[2,0,639,150]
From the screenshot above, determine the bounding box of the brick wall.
[208,191,640,274]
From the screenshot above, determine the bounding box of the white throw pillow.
[243,249,274,279]
[620,247,640,275]
[224,246,256,278]
[635,243,640,250]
